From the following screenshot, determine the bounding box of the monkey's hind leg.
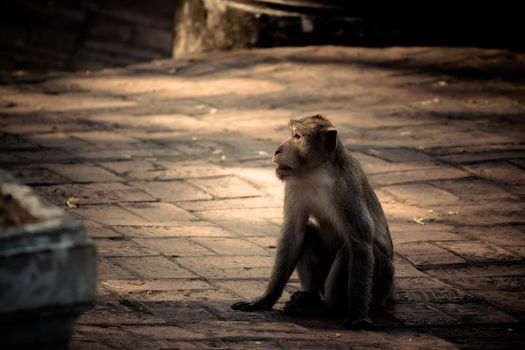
[371,244,395,310]
[284,224,331,317]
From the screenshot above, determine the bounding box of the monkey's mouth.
[275,165,293,179]
[277,165,292,171]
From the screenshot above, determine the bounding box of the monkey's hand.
[344,317,377,331]
[231,299,272,312]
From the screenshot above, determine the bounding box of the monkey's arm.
[231,214,307,311]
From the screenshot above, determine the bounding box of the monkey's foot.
[231,299,272,311]
[283,291,329,316]
[344,317,377,331]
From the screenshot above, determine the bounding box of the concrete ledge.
[0,169,97,348]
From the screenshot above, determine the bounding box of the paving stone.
[2,46,525,349]
[98,160,160,180]
[465,161,525,185]
[430,178,517,202]
[384,183,459,206]
[176,196,281,212]
[188,176,264,199]
[74,204,149,226]
[114,225,234,238]
[389,222,462,245]
[133,237,214,257]
[97,257,137,280]
[387,303,459,326]
[112,256,196,278]
[35,182,155,205]
[435,302,517,325]
[100,279,214,293]
[95,238,157,257]
[191,237,269,256]
[195,207,282,222]
[396,242,466,267]
[121,202,197,222]
[369,166,470,186]
[432,201,525,226]
[130,180,212,201]
[436,240,520,263]
[7,164,69,184]
[81,220,122,238]
[176,256,274,279]
[45,163,124,182]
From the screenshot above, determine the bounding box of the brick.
[381,201,438,224]
[74,204,148,226]
[176,196,280,212]
[228,166,281,188]
[384,183,459,206]
[130,289,237,302]
[95,238,156,257]
[97,257,137,280]
[46,163,123,182]
[364,147,437,163]
[25,132,91,149]
[436,302,516,324]
[427,264,525,280]
[438,150,525,164]
[389,222,461,245]
[133,238,214,257]
[396,242,466,267]
[101,279,213,293]
[191,237,269,256]
[430,178,517,201]
[195,208,282,222]
[387,303,458,326]
[69,130,140,146]
[433,202,525,226]
[81,220,122,238]
[465,162,525,185]
[8,164,69,184]
[78,306,166,325]
[471,291,525,313]
[130,181,212,201]
[125,325,204,340]
[393,255,428,278]
[121,202,197,222]
[458,225,525,247]
[188,176,263,199]
[112,256,195,278]
[215,220,281,237]
[114,225,233,238]
[215,280,293,302]
[143,301,219,324]
[352,151,434,175]
[154,160,229,179]
[437,240,520,263]
[35,182,155,205]
[176,256,274,279]
[369,166,470,186]
[98,160,159,180]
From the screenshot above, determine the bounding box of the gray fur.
[231,115,395,330]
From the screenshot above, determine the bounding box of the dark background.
[0,0,522,72]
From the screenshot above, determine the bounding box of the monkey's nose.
[274,145,282,156]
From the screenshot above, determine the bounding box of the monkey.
[231,115,395,330]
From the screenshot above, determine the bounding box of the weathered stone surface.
[1,46,525,349]
[0,169,96,347]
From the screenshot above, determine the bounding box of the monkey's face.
[272,117,337,180]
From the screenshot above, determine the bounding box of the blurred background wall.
[0,0,522,72]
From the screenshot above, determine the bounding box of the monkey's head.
[272,115,338,180]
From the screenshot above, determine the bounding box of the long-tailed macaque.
[231,115,395,330]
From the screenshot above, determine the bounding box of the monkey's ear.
[324,128,337,152]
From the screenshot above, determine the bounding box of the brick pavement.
[1,46,524,349]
